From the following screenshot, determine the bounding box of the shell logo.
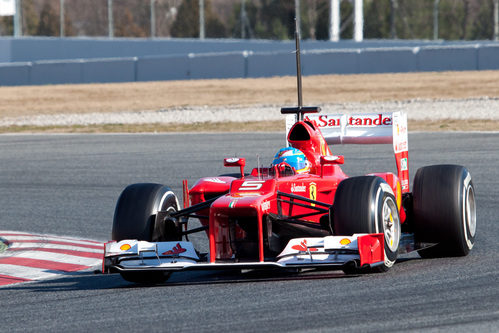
[120,244,131,251]
[339,238,351,245]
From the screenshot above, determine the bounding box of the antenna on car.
[295,17,303,111]
[280,18,320,122]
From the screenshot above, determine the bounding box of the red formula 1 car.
[103,108,476,283]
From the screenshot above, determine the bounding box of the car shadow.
[2,256,422,292]
[1,268,354,292]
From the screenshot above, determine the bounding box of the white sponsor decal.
[392,112,408,153]
[261,201,270,211]
[291,183,306,193]
[400,158,408,171]
[305,114,392,128]
[225,158,240,163]
[205,178,226,184]
[239,180,264,191]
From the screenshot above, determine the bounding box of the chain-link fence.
[1,0,498,41]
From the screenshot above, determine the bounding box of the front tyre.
[333,176,401,273]
[112,183,180,284]
[413,165,476,258]
[112,183,179,242]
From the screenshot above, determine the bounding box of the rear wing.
[286,112,409,192]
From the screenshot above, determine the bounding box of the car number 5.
[239,181,264,191]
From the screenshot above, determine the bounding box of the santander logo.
[291,239,318,252]
[305,114,392,128]
[291,183,306,193]
[162,243,187,255]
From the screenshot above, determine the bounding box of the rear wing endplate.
[286,112,409,192]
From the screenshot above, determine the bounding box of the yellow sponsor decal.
[120,244,131,251]
[340,238,351,245]
[396,181,402,209]
[309,182,317,206]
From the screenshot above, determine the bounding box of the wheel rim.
[382,197,400,252]
[465,185,477,239]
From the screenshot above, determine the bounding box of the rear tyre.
[413,165,476,258]
[333,176,401,273]
[112,183,180,284]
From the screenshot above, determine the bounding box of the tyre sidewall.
[112,183,179,241]
[413,165,475,257]
[333,176,401,271]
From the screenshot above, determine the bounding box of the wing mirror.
[320,155,344,177]
[224,157,246,178]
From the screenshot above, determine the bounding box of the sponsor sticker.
[162,243,187,256]
[205,177,226,184]
[309,182,317,206]
[120,244,131,251]
[306,114,392,128]
[291,183,306,193]
[239,180,264,191]
[400,158,408,171]
[291,239,318,252]
[261,201,270,211]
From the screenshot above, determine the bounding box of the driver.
[271,147,310,174]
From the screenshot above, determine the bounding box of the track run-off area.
[0,132,497,331]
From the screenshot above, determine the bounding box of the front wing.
[103,234,385,274]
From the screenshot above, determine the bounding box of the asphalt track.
[0,132,498,332]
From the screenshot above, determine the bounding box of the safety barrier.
[0,42,498,86]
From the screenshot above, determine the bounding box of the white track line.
[7,251,101,267]
[1,234,104,247]
[0,264,95,281]
[7,242,103,253]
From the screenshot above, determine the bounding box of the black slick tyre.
[333,176,401,273]
[112,183,179,242]
[112,183,179,284]
[413,165,476,258]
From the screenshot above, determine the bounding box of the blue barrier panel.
[302,49,359,75]
[137,55,189,81]
[0,62,31,86]
[82,57,136,83]
[477,45,499,70]
[246,52,295,78]
[2,36,493,63]
[358,47,418,73]
[0,39,11,62]
[31,60,82,85]
[189,52,246,79]
[2,40,499,86]
[10,38,65,62]
[417,46,478,71]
